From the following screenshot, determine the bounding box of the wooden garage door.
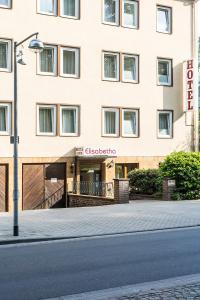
[23,163,66,210]
[0,164,8,212]
[23,164,44,210]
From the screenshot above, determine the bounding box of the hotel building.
[0,0,199,211]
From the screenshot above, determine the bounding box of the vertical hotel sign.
[183,59,194,111]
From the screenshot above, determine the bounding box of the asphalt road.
[1,228,200,300]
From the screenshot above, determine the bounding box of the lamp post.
[13,33,44,236]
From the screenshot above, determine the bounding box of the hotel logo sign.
[75,147,117,157]
[183,59,194,111]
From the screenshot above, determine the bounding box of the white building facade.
[0,0,198,211]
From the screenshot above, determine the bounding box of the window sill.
[102,21,119,27]
[60,14,79,20]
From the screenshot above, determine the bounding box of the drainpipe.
[192,0,199,151]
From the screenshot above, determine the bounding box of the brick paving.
[111,283,200,299]
[1,200,200,242]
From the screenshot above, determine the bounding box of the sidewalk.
[1,200,200,243]
[47,274,200,300]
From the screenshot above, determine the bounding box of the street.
[0,228,200,300]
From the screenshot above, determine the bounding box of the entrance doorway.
[80,163,102,195]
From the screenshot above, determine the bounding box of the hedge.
[128,169,162,195]
[160,151,200,200]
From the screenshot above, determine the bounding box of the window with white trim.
[38,45,57,75]
[122,0,138,28]
[0,0,11,8]
[157,6,172,34]
[60,47,79,78]
[0,103,11,135]
[158,110,173,138]
[103,0,119,25]
[37,105,56,135]
[60,0,79,19]
[102,108,119,137]
[60,106,79,136]
[157,58,172,86]
[122,54,138,83]
[103,52,119,81]
[37,0,57,15]
[122,109,138,137]
[0,39,11,72]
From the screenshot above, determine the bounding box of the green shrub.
[160,151,200,200]
[128,169,162,195]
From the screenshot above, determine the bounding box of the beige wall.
[0,0,194,161]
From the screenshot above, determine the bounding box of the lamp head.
[28,38,44,53]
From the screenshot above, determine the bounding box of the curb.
[1,224,200,245]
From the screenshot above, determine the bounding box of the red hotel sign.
[75,147,117,157]
[185,59,194,110]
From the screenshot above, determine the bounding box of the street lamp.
[13,32,44,236]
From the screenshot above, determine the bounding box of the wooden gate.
[0,164,8,212]
[23,163,66,210]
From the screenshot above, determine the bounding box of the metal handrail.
[70,181,114,197]
[34,186,64,210]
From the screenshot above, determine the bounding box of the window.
[38,45,57,75]
[122,0,138,28]
[157,58,172,86]
[103,52,119,81]
[103,0,119,25]
[0,39,11,72]
[122,54,138,83]
[60,47,79,78]
[115,163,138,178]
[102,108,119,137]
[60,0,79,18]
[158,110,173,138]
[60,106,79,136]
[157,6,172,34]
[122,109,138,137]
[0,0,11,8]
[37,105,56,135]
[0,103,11,135]
[37,0,57,15]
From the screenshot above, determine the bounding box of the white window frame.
[156,5,172,34]
[60,106,79,136]
[102,51,120,81]
[157,110,173,139]
[37,105,57,136]
[0,39,11,72]
[102,107,119,137]
[122,0,138,29]
[157,58,172,86]
[60,47,80,78]
[37,0,57,16]
[60,0,80,19]
[122,109,138,137]
[37,44,57,76]
[122,53,139,83]
[102,0,119,26]
[0,0,11,8]
[0,103,11,135]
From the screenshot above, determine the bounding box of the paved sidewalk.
[47,274,200,300]
[1,200,200,243]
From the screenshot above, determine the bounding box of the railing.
[34,186,65,210]
[70,181,114,198]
